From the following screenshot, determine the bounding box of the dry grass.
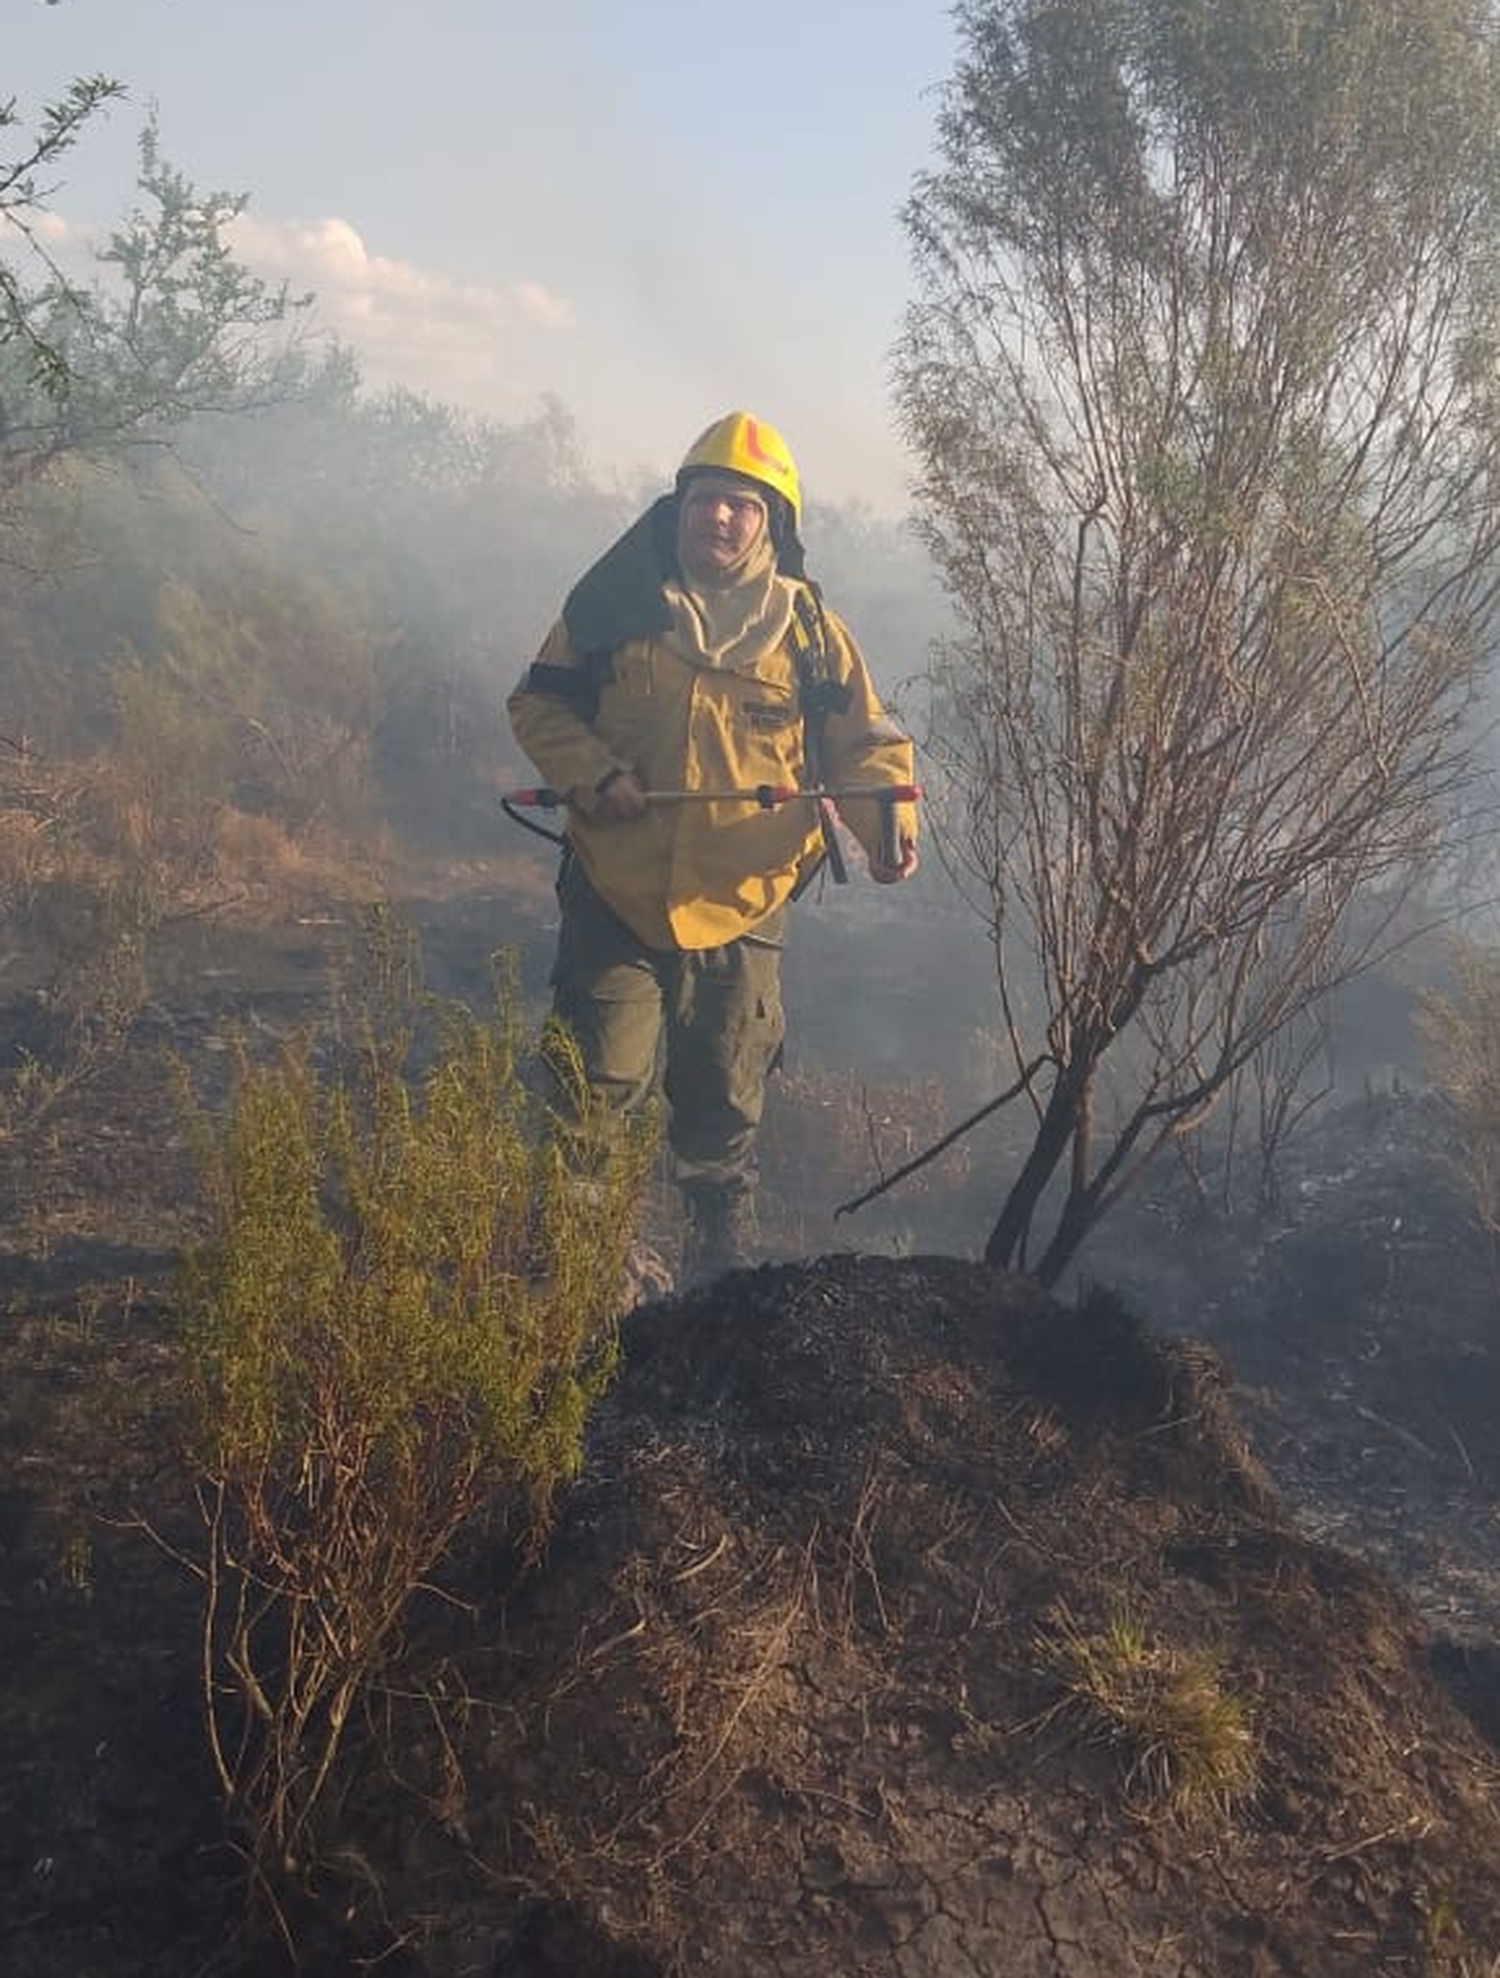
[759,1064,971,1246]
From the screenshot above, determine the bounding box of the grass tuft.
[1037,1600,1256,1820]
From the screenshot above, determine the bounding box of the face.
[677,474,769,582]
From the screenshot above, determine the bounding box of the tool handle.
[759,781,922,807]
[877,790,901,869]
[499,781,923,810]
[819,797,849,884]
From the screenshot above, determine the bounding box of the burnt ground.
[0,897,1498,1977]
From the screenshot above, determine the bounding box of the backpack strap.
[785,585,851,886]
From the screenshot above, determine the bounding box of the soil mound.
[5,1243,1500,1975]
[381,1255,1500,1978]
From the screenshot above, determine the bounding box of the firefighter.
[507,411,918,1284]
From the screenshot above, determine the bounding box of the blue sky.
[7,0,960,512]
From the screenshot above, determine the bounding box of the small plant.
[175,916,655,1904]
[58,1530,93,1597]
[0,746,170,1157]
[1036,1601,1256,1820]
[1418,1883,1500,1978]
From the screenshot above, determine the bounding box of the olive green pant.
[548,856,785,1193]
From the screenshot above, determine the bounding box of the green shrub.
[175,919,655,1893]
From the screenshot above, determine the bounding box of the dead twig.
[834,1055,1049,1219]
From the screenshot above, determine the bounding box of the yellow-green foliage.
[176,918,656,1882]
[112,564,379,842]
[1037,1601,1256,1821]
[182,1003,642,1508]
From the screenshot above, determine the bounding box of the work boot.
[681,1185,756,1288]
[558,1179,674,1313]
[618,1234,675,1311]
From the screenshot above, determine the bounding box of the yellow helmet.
[678,411,801,524]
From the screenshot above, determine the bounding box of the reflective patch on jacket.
[743,700,800,734]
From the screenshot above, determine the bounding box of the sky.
[6,0,961,514]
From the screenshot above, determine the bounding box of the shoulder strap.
[787,585,853,714]
[784,583,849,886]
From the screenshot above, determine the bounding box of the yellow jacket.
[508,522,915,952]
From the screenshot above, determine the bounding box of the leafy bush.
[113,565,379,841]
[175,919,655,1894]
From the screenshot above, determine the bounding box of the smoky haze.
[0,359,1453,1273]
[0,359,997,1123]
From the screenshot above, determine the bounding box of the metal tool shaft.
[502,781,920,809]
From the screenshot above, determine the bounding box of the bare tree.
[895,0,1500,1285]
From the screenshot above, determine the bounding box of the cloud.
[513,279,574,331]
[228,212,575,410]
[24,211,78,247]
[0,205,89,272]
